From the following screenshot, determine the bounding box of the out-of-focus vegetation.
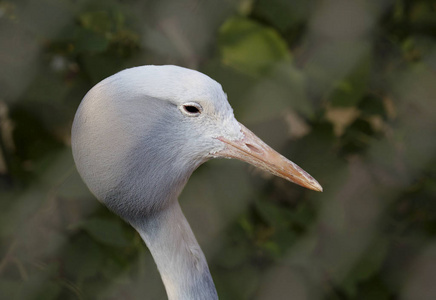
[1,0,436,299]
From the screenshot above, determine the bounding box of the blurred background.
[1,0,436,299]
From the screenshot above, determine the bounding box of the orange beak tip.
[313,183,323,192]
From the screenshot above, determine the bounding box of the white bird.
[71,65,322,300]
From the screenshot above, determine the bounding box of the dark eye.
[180,102,202,116]
[184,105,200,114]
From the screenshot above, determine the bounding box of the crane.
[71,65,322,300]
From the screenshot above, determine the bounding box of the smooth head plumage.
[72,65,242,221]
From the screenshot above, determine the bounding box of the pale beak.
[216,123,323,192]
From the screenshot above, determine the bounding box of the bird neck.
[132,201,218,300]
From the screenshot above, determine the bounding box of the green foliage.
[1,0,436,299]
[252,0,313,31]
[77,218,130,248]
[219,16,291,76]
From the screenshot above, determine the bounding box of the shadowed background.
[1,0,436,299]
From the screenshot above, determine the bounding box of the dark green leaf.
[219,16,291,76]
[75,29,109,53]
[78,217,130,247]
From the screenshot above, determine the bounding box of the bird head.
[72,65,321,220]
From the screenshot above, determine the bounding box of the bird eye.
[180,102,202,116]
[184,105,200,113]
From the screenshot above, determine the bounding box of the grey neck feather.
[132,201,218,300]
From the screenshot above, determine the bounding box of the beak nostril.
[245,143,262,154]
